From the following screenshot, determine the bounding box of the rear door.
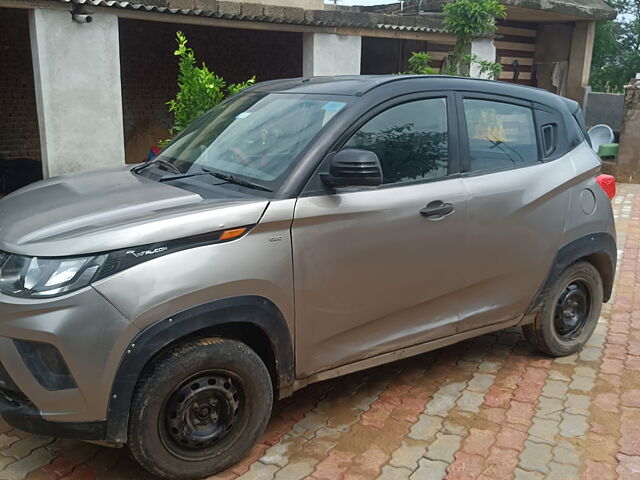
[291,93,470,378]
[456,93,573,330]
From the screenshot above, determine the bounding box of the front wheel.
[128,338,273,479]
[523,261,603,356]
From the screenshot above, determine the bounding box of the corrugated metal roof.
[52,0,448,33]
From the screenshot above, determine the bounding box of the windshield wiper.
[201,168,273,192]
[159,168,273,192]
[133,158,182,175]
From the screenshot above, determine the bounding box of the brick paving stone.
[552,439,581,466]
[616,453,640,480]
[565,393,591,416]
[409,458,448,480]
[519,441,552,474]
[1,448,56,480]
[546,462,578,480]
[408,415,442,441]
[568,375,596,393]
[559,413,588,438]
[583,460,616,480]
[389,440,425,470]
[513,468,544,480]
[541,380,569,399]
[424,433,462,463]
[378,465,411,480]
[273,458,315,480]
[2,437,54,461]
[456,390,485,414]
[528,417,558,445]
[238,461,278,480]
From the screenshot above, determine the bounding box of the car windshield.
[141,92,350,192]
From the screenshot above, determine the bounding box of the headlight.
[0,254,107,298]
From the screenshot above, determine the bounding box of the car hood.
[0,167,269,257]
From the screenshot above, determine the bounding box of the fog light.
[13,340,77,391]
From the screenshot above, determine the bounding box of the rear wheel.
[523,261,603,356]
[128,338,273,479]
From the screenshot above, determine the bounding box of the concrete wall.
[470,37,497,79]
[303,33,361,76]
[29,9,125,177]
[0,9,41,162]
[584,90,625,131]
[610,88,640,183]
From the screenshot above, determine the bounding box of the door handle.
[420,201,455,219]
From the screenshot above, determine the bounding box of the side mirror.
[321,149,383,188]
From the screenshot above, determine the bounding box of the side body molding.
[527,233,617,315]
[105,295,294,443]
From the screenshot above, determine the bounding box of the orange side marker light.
[220,227,247,241]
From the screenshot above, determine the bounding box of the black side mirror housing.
[321,149,384,188]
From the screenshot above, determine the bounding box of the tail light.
[596,174,616,201]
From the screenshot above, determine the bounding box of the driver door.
[291,94,470,377]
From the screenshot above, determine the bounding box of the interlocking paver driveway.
[2,184,639,480]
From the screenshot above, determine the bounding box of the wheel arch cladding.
[105,295,293,444]
[528,233,617,315]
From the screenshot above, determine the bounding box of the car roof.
[248,75,578,113]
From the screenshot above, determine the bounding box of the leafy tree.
[591,1,640,92]
[443,0,506,76]
[167,32,255,138]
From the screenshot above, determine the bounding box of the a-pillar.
[29,8,125,178]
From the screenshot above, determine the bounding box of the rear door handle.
[420,201,455,219]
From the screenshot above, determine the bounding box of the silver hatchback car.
[0,76,616,479]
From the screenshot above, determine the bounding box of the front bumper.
[0,394,107,441]
[0,286,138,438]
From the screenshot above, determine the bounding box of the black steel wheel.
[160,371,242,460]
[554,280,592,340]
[523,262,603,357]
[128,338,273,479]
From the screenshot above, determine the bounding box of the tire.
[523,261,603,357]
[128,338,273,479]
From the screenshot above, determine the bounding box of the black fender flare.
[527,232,617,315]
[105,295,294,444]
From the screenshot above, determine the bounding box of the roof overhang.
[0,0,456,42]
[503,0,616,22]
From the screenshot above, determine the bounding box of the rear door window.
[463,99,540,173]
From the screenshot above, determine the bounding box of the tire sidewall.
[129,339,273,479]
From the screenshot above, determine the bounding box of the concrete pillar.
[303,33,361,77]
[29,9,125,178]
[566,21,596,105]
[469,37,497,79]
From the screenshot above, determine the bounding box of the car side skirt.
[280,316,522,399]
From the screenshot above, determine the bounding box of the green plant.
[590,1,640,93]
[166,31,255,139]
[406,52,438,75]
[443,0,506,78]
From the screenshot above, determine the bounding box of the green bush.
[406,52,438,75]
[166,31,255,138]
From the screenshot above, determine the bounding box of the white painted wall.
[470,37,497,79]
[29,9,125,178]
[303,33,362,77]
